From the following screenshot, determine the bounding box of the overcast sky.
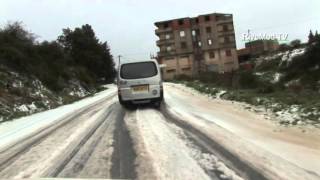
[1,0,319,61]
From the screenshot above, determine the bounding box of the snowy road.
[0,84,319,180]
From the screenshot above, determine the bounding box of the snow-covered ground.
[0,84,117,150]
[164,83,320,179]
[124,109,243,180]
[254,47,306,68]
[280,48,306,66]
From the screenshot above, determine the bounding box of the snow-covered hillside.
[0,65,97,123]
[174,46,320,128]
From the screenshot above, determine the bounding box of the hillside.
[0,22,116,122]
[173,34,320,127]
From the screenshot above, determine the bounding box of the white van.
[117,59,163,107]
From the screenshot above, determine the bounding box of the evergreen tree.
[315,31,320,43]
[1,22,116,92]
[58,24,116,84]
[308,30,315,44]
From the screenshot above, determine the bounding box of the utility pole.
[117,55,122,71]
[118,55,122,65]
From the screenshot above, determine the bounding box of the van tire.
[160,90,164,101]
[118,95,126,105]
[154,100,161,109]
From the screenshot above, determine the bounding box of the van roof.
[119,59,158,65]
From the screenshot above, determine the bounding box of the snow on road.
[11,103,112,179]
[0,85,117,150]
[125,109,213,180]
[164,83,320,179]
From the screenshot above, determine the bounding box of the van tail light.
[160,81,163,90]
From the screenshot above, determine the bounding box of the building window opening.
[167,69,176,73]
[205,15,210,21]
[223,25,228,31]
[182,67,191,71]
[181,42,187,49]
[192,30,196,36]
[195,18,199,24]
[178,19,184,25]
[206,26,212,33]
[180,30,185,37]
[226,49,232,56]
[225,36,230,43]
[209,51,215,58]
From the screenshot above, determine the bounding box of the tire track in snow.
[161,104,266,180]
[0,94,115,155]
[124,107,213,180]
[110,104,137,179]
[44,103,115,177]
[0,96,116,179]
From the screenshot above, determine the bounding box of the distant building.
[245,39,279,55]
[237,48,251,64]
[237,39,280,64]
[237,40,280,64]
[155,13,239,80]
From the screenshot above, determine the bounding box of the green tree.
[308,30,315,44]
[0,22,116,92]
[0,22,35,71]
[58,24,116,83]
[315,31,320,43]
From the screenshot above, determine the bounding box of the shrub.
[238,71,259,89]
[279,43,291,51]
[290,39,301,48]
[257,84,275,94]
[175,74,193,81]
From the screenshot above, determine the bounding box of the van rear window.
[120,62,158,79]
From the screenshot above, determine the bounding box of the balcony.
[215,15,233,24]
[155,27,173,35]
[156,39,175,46]
[157,50,177,57]
[217,30,235,36]
[219,42,236,48]
[177,48,194,55]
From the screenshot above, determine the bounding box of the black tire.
[160,90,164,101]
[118,95,129,106]
[118,95,124,105]
[119,95,133,109]
[153,100,161,109]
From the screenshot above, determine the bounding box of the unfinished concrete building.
[155,13,239,80]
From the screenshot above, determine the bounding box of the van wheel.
[154,101,161,109]
[118,95,126,106]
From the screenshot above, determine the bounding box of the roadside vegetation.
[0,22,116,122]
[172,31,320,127]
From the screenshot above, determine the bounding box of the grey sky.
[1,0,319,61]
